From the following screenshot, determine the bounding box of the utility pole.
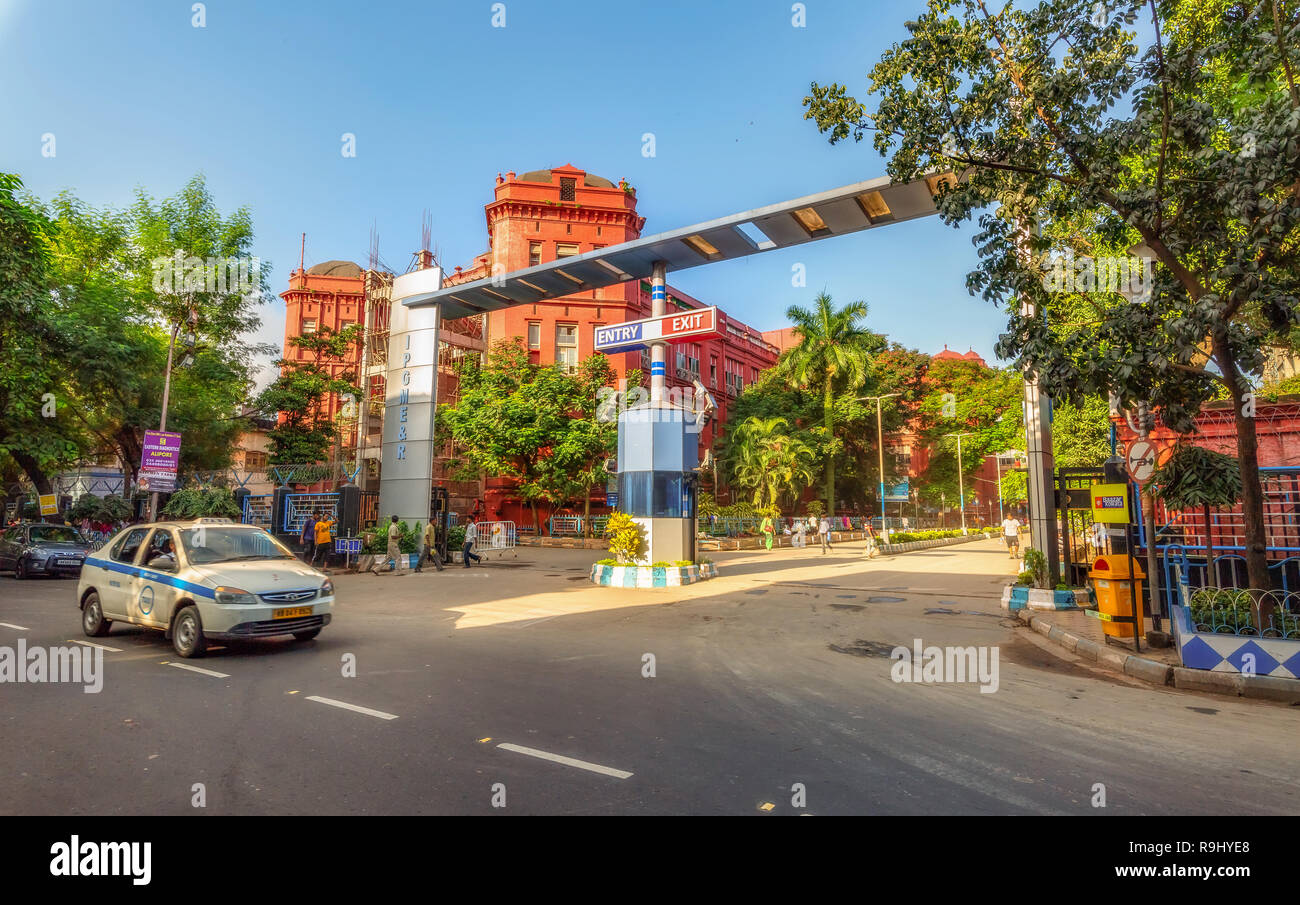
[858,394,899,532]
[946,432,973,535]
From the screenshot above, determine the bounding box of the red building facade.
[445,165,781,525]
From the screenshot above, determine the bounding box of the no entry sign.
[1126,440,1157,484]
[594,307,721,352]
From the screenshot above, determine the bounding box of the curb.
[1015,609,1300,702]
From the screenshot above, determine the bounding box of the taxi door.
[129,528,179,628]
[96,526,151,620]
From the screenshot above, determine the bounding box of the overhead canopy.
[409,172,954,319]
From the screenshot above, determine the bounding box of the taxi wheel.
[292,628,322,642]
[172,605,208,659]
[14,558,27,580]
[82,592,112,637]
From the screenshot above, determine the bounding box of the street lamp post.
[946,432,973,535]
[858,394,899,533]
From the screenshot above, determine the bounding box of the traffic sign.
[1126,440,1157,484]
[38,494,58,516]
[593,307,721,352]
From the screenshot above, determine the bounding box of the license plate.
[273,606,313,619]
[58,558,80,566]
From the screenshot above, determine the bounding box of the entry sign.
[1126,440,1157,484]
[1090,482,1131,524]
[594,307,721,352]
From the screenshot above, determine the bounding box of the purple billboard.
[139,430,182,493]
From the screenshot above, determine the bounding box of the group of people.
[757,514,883,556]
[370,514,483,575]
[297,512,337,568]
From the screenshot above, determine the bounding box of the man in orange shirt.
[313,514,336,569]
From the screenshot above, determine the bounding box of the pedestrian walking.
[463,518,482,568]
[819,515,834,554]
[416,519,443,572]
[371,515,404,574]
[759,514,775,551]
[864,522,880,558]
[300,513,317,564]
[312,513,335,569]
[794,517,807,548]
[1001,514,1022,559]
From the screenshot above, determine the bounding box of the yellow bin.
[1089,555,1146,638]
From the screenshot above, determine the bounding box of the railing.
[548,515,584,536]
[1177,568,1300,639]
[242,493,272,527]
[283,493,340,536]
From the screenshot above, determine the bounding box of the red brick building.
[279,260,366,427]
[444,165,781,524]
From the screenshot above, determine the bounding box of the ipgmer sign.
[594,307,721,352]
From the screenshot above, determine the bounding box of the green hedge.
[883,529,979,544]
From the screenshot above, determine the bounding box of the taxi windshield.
[30,525,83,544]
[180,527,296,565]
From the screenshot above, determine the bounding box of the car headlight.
[214,586,257,605]
[320,579,334,597]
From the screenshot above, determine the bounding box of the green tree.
[256,325,361,465]
[727,416,818,512]
[805,0,1300,591]
[779,291,877,515]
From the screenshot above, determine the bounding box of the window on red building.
[556,243,579,259]
[710,356,717,388]
[302,317,317,335]
[529,242,542,267]
[527,322,541,350]
[556,324,578,372]
[560,177,576,201]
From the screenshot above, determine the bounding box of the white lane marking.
[165,662,229,678]
[497,742,633,779]
[0,622,30,631]
[305,695,398,720]
[68,639,123,652]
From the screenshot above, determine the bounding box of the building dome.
[933,344,965,361]
[518,167,615,189]
[306,260,362,277]
[963,348,986,364]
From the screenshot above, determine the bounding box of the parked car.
[0,522,93,579]
[77,520,335,658]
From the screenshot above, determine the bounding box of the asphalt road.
[1,538,1297,816]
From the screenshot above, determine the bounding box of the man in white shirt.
[1001,515,1022,559]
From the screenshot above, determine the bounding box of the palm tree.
[728,416,817,512]
[780,291,874,516]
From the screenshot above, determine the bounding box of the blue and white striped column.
[650,261,667,403]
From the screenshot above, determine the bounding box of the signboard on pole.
[1090,483,1131,523]
[1126,440,1157,485]
[594,307,722,352]
[883,479,910,503]
[139,430,182,493]
[38,494,58,516]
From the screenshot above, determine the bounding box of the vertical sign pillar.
[650,261,667,403]
[379,268,443,528]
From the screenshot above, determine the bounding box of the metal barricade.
[549,515,583,536]
[473,520,517,558]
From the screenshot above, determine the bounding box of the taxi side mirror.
[148,555,177,572]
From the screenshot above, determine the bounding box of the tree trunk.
[10,449,53,496]
[1214,333,1270,599]
[824,374,835,516]
[584,486,591,538]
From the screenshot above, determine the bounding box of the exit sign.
[594,306,722,352]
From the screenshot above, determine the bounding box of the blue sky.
[1,0,1009,385]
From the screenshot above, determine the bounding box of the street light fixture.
[945,432,974,535]
[858,393,900,532]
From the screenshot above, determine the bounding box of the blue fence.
[283,492,340,536]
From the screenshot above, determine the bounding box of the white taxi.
[77,519,335,658]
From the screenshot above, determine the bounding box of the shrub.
[1022,548,1049,590]
[603,511,643,564]
[1016,570,1036,586]
[161,487,241,520]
